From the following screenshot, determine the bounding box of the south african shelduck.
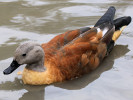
[3,6,131,85]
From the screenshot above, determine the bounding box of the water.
[0,0,133,100]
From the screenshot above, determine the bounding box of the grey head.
[3,42,45,75]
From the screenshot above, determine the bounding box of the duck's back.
[41,27,92,55]
[41,6,131,81]
[42,27,107,80]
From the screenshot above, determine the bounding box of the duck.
[3,6,131,85]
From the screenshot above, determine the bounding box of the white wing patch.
[97,27,109,37]
[102,28,109,36]
[97,28,101,33]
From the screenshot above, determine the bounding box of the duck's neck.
[22,62,64,85]
[22,67,54,85]
[26,58,46,72]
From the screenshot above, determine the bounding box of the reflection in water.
[54,45,129,90]
[19,87,45,100]
[0,78,46,100]
[0,45,129,100]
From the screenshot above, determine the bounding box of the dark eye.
[22,54,26,57]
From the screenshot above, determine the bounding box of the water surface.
[0,0,133,100]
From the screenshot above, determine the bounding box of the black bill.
[3,60,20,75]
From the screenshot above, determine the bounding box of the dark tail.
[106,16,131,54]
[114,16,131,30]
[94,6,132,55]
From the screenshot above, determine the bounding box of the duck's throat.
[26,60,46,72]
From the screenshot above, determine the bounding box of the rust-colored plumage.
[3,6,131,85]
[41,28,107,82]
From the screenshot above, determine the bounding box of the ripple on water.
[0,27,55,46]
[10,14,47,26]
[0,0,18,2]
[69,0,117,3]
[22,0,49,7]
[59,6,105,17]
[0,0,49,6]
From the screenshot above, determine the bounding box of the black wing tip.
[109,6,116,16]
[109,6,116,11]
[114,16,132,30]
[94,6,116,27]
